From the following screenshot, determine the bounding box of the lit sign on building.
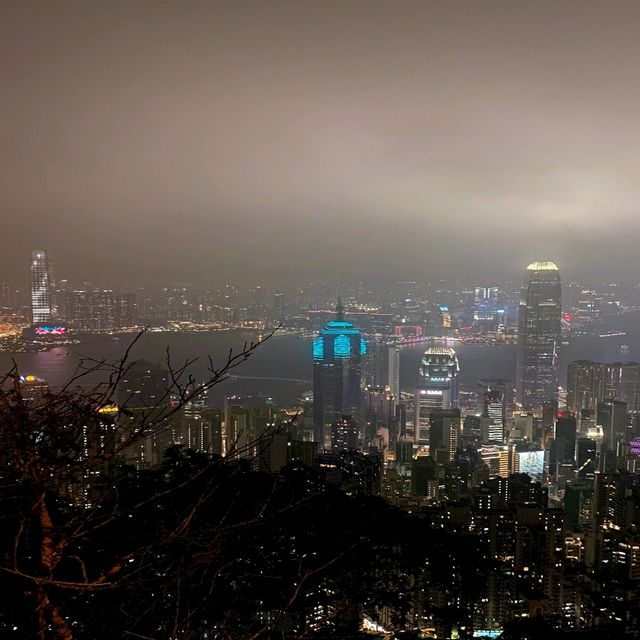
[97,405,119,415]
[35,326,66,335]
[518,450,544,482]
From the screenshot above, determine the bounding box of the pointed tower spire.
[336,297,345,321]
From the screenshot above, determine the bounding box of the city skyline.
[4,4,640,637]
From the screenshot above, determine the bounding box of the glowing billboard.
[518,450,544,482]
[35,326,66,335]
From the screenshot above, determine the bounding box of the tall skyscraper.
[566,360,604,413]
[366,342,400,401]
[516,261,561,410]
[481,388,506,444]
[30,249,54,325]
[567,360,640,414]
[554,411,577,464]
[312,301,366,448]
[429,408,461,463]
[596,398,628,453]
[414,347,460,443]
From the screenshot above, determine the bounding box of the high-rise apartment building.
[516,261,561,410]
[312,301,366,448]
[30,249,54,325]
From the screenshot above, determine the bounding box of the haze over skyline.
[3,0,640,285]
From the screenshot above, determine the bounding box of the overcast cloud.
[2,0,640,285]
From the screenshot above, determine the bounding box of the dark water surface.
[2,310,639,405]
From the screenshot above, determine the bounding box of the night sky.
[2,1,640,285]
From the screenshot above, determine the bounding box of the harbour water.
[2,310,640,405]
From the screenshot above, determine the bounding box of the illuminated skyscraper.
[30,249,54,325]
[312,301,366,448]
[414,347,460,443]
[481,388,506,444]
[516,261,561,410]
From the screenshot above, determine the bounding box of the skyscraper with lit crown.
[516,261,561,410]
[30,249,54,326]
[414,347,460,443]
[312,300,366,448]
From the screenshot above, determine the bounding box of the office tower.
[615,362,640,412]
[30,249,55,325]
[366,342,400,401]
[414,347,460,443]
[364,385,396,447]
[516,261,561,410]
[513,413,535,443]
[331,415,358,452]
[566,360,604,413]
[567,360,640,414]
[463,414,482,441]
[312,301,366,448]
[477,444,512,478]
[429,408,460,463]
[596,398,628,456]
[395,438,414,465]
[554,412,577,464]
[576,437,597,480]
[576,437,597,468]
[481,388,505,444]
[474,286,499,322]
[478,378,514,418]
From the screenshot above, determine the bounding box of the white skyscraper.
[30,249,54,325]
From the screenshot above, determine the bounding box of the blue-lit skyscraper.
[313,301,366,448]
